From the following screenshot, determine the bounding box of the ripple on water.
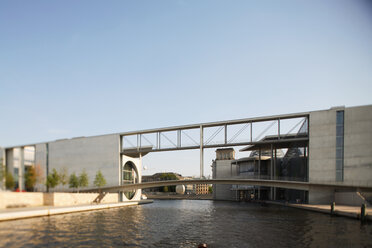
[0,200,371,248]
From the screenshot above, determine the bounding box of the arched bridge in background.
[81,179,372,193]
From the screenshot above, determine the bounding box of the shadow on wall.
[43,193,54,206]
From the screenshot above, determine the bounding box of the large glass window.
[238,162,255,176]
[122,161,138,199]
[13,168,19,189]
[336,111,344,181]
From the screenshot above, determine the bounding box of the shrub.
[25,166,37,191]
[5,172,15,190]
[59,167,68,187]
[69,173,79,189]
[78,169,89,188]
[46,169,60,190]
[94,170,106,188]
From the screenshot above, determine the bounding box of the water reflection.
[0,200,371,247]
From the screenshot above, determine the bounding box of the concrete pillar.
[270,145,273,179]
[19,147,24,191]
[139,153,142,183]
[200,125,204,179]
[270,145,274,200]
[258,148,261,179]
[273,149,277,200]
[258,148,261,199]
[274,149,277,179]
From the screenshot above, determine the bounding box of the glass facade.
[336,111,344,181]
[239,162,255,175]
[6,146,35,190]
[122,161,138,200]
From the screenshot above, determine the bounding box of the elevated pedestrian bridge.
[81,179,372,193]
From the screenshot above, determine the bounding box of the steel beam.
[121,137,309,155]
[5,112,309,149]
[118,112,309,136]
[224,124,227,144]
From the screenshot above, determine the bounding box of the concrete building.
[195,183,210,195]
[3,104,372,204]
[211,148,236,200]
[3,134,142,201]
[212,105,372,205]
[308,105,372,204]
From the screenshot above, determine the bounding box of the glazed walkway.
[0,200,153,222]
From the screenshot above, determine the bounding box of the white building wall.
[308,105,372,204]
[33,135,142,201]
[343,105,372,186]
[45,134,121,190]
[35,143,47,191]
[308,107,339,184]
[0,147,4,190]
[213,159,235,201]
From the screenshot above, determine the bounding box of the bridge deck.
[81,179,372,193]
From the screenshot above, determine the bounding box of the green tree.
[69,173,79,191]
[78,169,89,188]
[24,166,37,191]
[0,158,4,183]
[59,167,68,187]
[159,173,179,192]
[163,186,169,192]
[208,185,213,194]
[94,170,106,188]
[5,172,15,190]
[46,168,60,190]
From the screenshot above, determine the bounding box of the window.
[336,111,344,181]
[122,161,138,200]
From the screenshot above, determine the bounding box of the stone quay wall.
[0,192,119,209]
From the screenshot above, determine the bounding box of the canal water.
[0,200,371,247]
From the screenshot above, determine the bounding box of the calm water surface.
[0,200,371,247]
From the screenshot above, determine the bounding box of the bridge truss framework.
[120,112,310,178]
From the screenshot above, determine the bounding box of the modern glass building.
[1,104,372,205]
[212,105,372,205]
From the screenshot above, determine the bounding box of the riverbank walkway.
[0,200,153,222]
[268,201,372,221]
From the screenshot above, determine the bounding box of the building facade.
[212,105,372,205]
[2,104,372,205]
[308,105,372,204]
[3,134,142,201]
[211,148,236,200]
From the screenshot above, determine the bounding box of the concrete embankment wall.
[0,192,119,209]
[335,192,370,207]
[0,192,44,208]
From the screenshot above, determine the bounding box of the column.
[258,147,261,199]
[200,125,204,179]
[19,147,24,191]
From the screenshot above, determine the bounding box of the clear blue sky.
[1,0,371,177]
